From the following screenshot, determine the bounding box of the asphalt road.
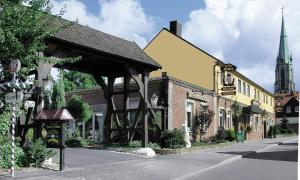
[1,136,297,180]
[186,140,298,180]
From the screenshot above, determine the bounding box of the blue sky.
[51,0,300,93]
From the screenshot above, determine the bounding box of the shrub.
[212,127,228,143]
[160,129,186,149]
[227,129,236,141]
[27,139,56,167]
[66,138,82,147]
[246,126,253,133]
[0,139,26,169]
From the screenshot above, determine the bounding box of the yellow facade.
[144,28,275,114]
[144,29,216,90]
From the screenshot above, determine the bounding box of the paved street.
[0,136,297,180]
[185,139,298,180]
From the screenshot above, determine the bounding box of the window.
[263,94,265,103]
[227,111,232,129]
[247,84,250,97]
[219,109,225,128]
[238,79,241,93]
[295,106,299,113]
[286,106,291,113]
[243,82,246,95]
[258,91,260,101]
[266,95,268,104]
[254,89,257,99]
[186,102,194,131]
[270,98,273,106]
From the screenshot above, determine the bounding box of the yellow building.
[144,21,275,139]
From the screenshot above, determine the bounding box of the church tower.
[274,11,295,94]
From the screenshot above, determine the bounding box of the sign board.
[275,106,283,112]
[236,131,244,143]
[275,96,283,100]
[187,92,208,102]
[221,64,237,72]
[44,122,63,148]
[9,59,21,73]
[221,91,236,96]
[25,100,35,108]
[221,86,236,91]
[5,91,23,104]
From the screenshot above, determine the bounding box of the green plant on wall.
[230,101,243,131]
[193,105,214,141]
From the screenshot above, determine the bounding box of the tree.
[63,70,97,92]
[193,105,214,141]
[230,101,243,131]
[66,95,92,123]
[51,70,66,109]
[0,0,71,144]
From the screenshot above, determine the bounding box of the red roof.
[275,92,299,106]
[34,109,75,121]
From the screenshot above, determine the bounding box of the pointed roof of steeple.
[278,11,291,63]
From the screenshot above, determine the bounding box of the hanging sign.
[9,59,21,73]
[5,91,23,104]
[187,92,208,102]
[221,86,236,91]
[221,91,236,96]
[221,64,236,72]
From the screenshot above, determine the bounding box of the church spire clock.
[274,6,295,94]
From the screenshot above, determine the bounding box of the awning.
[34,109,75,121]
[243,105,264,114]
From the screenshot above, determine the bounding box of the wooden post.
[142,72,149,147]
[123,76,130,142]
[92,114,95,142]
[82,121,85,139]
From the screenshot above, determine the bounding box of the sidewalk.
[0,136,298,180]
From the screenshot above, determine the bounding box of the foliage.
[0,109,10,135]
[227,129,236,141]
[66,95,92,122]
[63,70,97,92]
[246,126,253,133]
[212,127,228,143]
[51,71,66,109]
[191,141,208,147]
[65,138,82,147]
[26,139,55,167]
[160,129,186,149]
[0,137,26,169]
[193,105,214,138]
[230,102,243,130]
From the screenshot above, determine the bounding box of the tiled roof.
[34,109,75,121]
[51,18,161,69]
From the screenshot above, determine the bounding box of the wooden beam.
[142,72,149,147]
[123,76,131,142]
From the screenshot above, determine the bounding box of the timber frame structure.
[21,18,161,147]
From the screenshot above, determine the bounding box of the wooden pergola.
[34,19,161,147]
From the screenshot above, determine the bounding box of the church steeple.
[274,7,295,94]
[278,14,290,63]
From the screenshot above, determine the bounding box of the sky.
[50,0,300,93]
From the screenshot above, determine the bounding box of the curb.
[174,137,298,180]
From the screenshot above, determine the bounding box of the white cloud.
[182,0,300,92]
[50,0,156,48]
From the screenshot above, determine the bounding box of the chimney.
[169,20,182,37]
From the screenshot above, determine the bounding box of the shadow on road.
[217,143,298,162]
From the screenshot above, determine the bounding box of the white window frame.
[295,106,299,113]
[186,100,195,132]
[286,106,292,113]
[238,79,242,93]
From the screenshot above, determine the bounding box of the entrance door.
[263,121,267,138]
